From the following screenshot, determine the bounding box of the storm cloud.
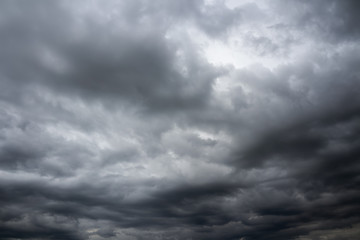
[0,0,359,239]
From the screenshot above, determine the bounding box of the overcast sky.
[1,0,360,239]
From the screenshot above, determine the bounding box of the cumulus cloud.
[0,0,359,239]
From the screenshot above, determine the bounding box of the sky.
[0,0,360,239]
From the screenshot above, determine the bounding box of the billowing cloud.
[0,0,359,239]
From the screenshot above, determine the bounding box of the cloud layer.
[0,0,359,239]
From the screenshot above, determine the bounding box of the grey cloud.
[229,46,360,168]
[0,0,223,115]
[273,0,360,43]
[297,223,360,240]
[1,0,360,240]
[135,0,242,37]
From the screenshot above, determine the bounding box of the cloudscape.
[1,1,360,239]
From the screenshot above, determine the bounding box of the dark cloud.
[0,0,226,115]
[0,0,360,240]
[274,0,360,43]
